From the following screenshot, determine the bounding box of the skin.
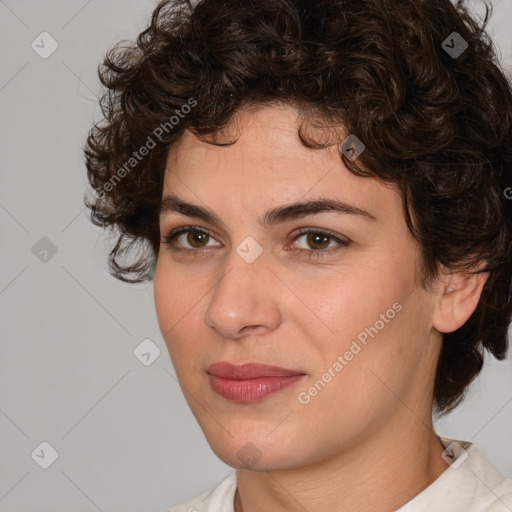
[153,103,488,512]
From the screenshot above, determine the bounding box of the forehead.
[162,104,402,224]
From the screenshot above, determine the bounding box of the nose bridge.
[218,233,268,292]
[204,237,281,336]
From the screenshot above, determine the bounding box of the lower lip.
[208,374,306,402]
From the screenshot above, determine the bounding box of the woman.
[84,0,512,510]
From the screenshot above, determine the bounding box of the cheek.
[153,258,210,372]
[295,259,411,355]
[296,261,425,417]
[153,260,192,346]
[153,260,174,333]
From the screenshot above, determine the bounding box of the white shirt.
[163,437,512,512]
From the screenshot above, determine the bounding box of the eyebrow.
[159,194,377,230]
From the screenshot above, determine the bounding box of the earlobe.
[432,263,489,334]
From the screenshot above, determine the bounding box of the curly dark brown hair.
[84,0,512,415]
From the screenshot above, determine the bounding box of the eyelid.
[293,226,350,244]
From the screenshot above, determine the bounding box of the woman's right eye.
[162,227,220,252]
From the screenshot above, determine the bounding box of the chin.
[204,430,307,472]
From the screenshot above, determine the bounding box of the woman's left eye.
[161,226,351,259]
[290,228,351,259]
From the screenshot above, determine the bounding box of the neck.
[234,416,450,512]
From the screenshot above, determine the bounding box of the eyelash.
[161,226,351,260]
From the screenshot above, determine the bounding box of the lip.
[207,362,306,402]
[207,362,305,379]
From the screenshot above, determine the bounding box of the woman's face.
[153,103,442,470]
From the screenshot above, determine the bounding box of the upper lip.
[207,362,305,380]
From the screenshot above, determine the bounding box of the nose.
[203,246,282,340]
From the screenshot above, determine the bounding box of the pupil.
[309,233,329,249]
[189,232,207,247]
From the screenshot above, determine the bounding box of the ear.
[432,261,489,333]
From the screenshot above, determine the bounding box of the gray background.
[0,0,511,511]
